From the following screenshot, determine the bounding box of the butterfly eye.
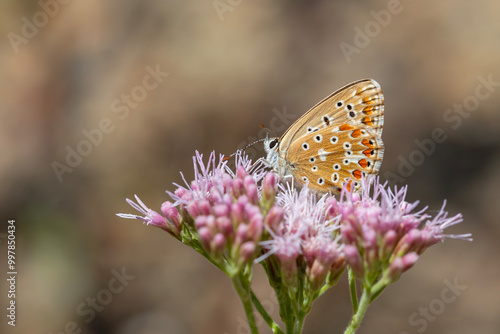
[269,139,279,149]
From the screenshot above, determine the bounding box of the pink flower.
[259,185,345,290]
[334,176,472,282]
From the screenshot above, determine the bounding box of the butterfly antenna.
[260,124,277,138]
[223,138,266,162]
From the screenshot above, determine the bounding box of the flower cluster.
[327,178,471,284]
[119,151,279,273]
[260,185,346,291]
[117,150,471,334]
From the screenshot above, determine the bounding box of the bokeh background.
[1,1,499,333]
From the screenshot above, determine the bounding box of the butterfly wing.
[287,125,384,193]
[279,79,384,152]
[280,79,384,193]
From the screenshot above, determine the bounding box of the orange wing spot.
[363,96,377,104]
[344,180,353,191]
[363,148,374,157]
[358,159,368,168]
[362,117,373,127]
[362,106,375,114]
[362,139,374,147]
[339,124,354,131]
[351,129,361,138]
[352,169,362,180]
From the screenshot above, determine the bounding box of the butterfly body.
[263,79,384,194]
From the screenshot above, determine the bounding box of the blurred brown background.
[1,1,499,333]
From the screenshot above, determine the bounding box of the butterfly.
[262,79,384,194]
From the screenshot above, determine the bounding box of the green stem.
[294,314,305,334]
[343,288,371,334]
[348,268,358,313]
[232,274,259,334]
[250,290,284,334]
[369,280,388,303]
[275,286,294,334]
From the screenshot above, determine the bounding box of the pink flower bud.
[341,224,358,245]
[236,165,247,179]
[198,227,212,251]
[248,214,263,242]
[325,196,339,219]
[382,230,397,259]
[344,245,364,276]
[213,204,230,217]
[161,201,182,234]
[280,257,298,287]
[231,178,245,198]
[187,201,200,218]
[222,174,233,192]
[235,224,249,245]
[148,210,167,227]
[246,183,259,205]
[387,253,418,282]
[308,259,328,290]
[212,233,226,257]
[205,215,216,231]
[363,228,378,270]
[174,187,190,201]
[239,241,256,266]
[401,252,419,272]
[388,257,404,282]
[195,215,208,229]
[395,229,421,255]
[231,203,244,223]
[264,206,284,230]
[216,216,233,238]
[262,172,277,201]
[198,200,212,216]
[302,241,316,267]
[243,204,260,225]
[208,189,222,203]
[243,175,255,188]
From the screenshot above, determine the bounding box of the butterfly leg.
[248,157,271,174]
[282,174,296,190]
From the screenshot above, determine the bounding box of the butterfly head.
[263,136,281,173]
